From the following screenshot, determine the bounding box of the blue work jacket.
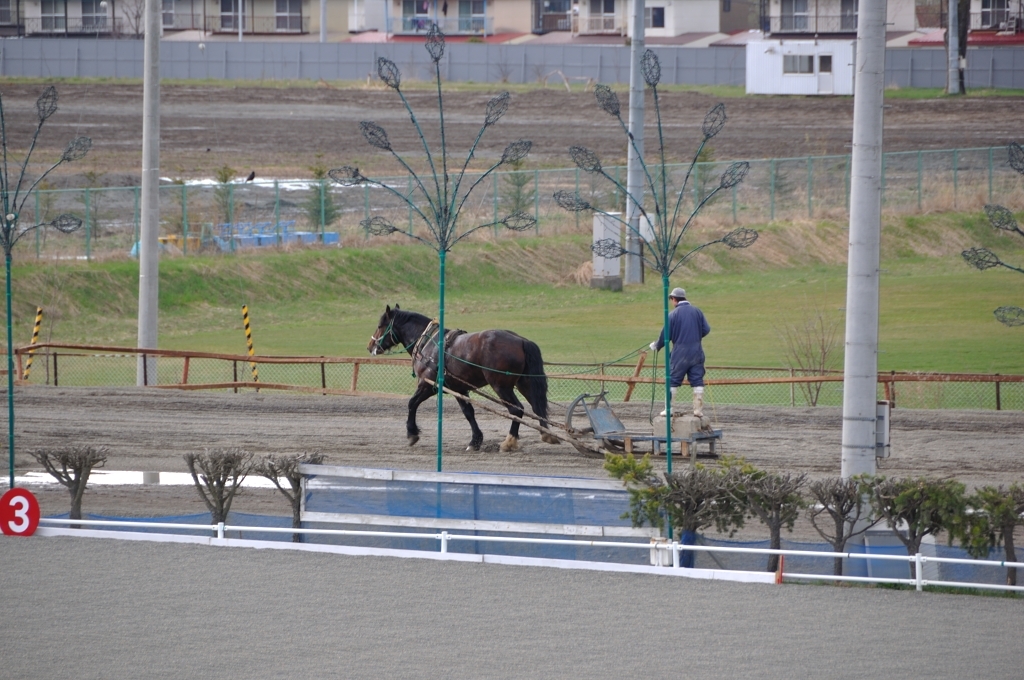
[653,301,710,368]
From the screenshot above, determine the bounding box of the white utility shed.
[746,40,855,95]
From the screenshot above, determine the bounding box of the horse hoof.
[408,435,419,446]
[499,435,519,452]
[541,433,561,445]
[466,443,481,452]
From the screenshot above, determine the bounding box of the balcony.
[24,17,126,36]
[572,14,625,34]
[936,9,1023,31]
[390,15,492,35]
[206,14,309,33]
[768,13,857,34]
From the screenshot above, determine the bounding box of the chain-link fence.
[13,345,1023,411]
[24,145,1024,260]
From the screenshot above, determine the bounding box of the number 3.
[9,495,30,533]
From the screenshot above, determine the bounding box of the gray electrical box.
[876,400,890,458]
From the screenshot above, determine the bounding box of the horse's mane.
[394,308,431,326]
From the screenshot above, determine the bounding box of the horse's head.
[368,304,401,355]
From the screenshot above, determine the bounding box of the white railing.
[37,518,1024,594]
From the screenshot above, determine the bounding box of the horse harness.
[411,319,466,378]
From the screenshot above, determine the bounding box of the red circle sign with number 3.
[1,488,41,536]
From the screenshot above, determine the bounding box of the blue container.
[321,232,340,245]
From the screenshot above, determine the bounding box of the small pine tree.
[304,154,339,231]
[500,158,535,217]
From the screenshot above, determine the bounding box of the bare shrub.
[183,448,254,524]
[30,446,108,520]
[778,306,843,406]
[807,477,879,575]
[729,462,806,572]
[255,451,326,542]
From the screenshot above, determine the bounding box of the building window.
[840,0,857,30]
[82,0,107,28]
[221,0,245,30]
[783,54,813,74]
[402,0,431,31]
[818,55,832,73]
[276,0,301,30]
[644,6,664,27]
[981,0,1008,28]
[780,0,808,30]
[41,0,66,31]
[0,0,12,24]
[723,0,730,12]
[458,0,485,32]
[162,0,174,27]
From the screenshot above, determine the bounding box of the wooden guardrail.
[11,343,1024,410]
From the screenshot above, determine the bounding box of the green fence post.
[133,186,140,250]
[493,173,499,235]
[274,179,280,233]
[84,187,91,261]
[363,184,370,239]
[807,156,813,219]
[844,155,851,210]
[407,177,413,233]
[534,168,540,233]
[921,150,929,213]
[34,192,40,258]
[987,146,993,203]
[228,184,235,252]
[181,183,189,256]
[731,183,737,223]
[575,167,580,231]
[319,179,326,239]
[881,152,887,206]
[769,159,776,222]
[952,148,959,209]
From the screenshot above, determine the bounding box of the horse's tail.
[520,339,549,422]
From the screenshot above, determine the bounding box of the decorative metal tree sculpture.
[962,142,1024,327]
[554,50,758,475]
[1,86,90,488]
[330,26,534,472]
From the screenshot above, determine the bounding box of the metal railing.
[37,517,1024,594]
[389,15,492,35]
[23,17,127,36]
[573,14,625,34]
[768,14,858,33]
[12,343,1024,411]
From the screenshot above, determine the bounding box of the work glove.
[649,341,658,352]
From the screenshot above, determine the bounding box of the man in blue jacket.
[650,288,710,417]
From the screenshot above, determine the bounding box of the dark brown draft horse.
[368,305,561,452]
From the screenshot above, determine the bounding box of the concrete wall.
[1,38,1022,90]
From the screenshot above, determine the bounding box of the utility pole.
[137,0,160,386]
[623,0,645,285]
[320,0,327,42]
[840,0,886,479]
[946,0,960,94]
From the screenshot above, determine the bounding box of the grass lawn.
[9,236,1021,374]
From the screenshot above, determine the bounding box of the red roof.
[908,27,1024,46]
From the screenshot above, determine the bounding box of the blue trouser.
[670,350,705,389]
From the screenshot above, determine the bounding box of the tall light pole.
[138,0,160,386]
[623,0,645,285]
[840,0,887,479]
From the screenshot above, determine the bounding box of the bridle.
[369,315,401,356]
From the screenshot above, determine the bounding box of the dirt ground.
[9,386,1023,538]
[2,82,1021,183]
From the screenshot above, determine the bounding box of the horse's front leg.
[456,396,485,451]
[407,382,436,446]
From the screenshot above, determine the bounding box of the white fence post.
[440,531,449,554]
[915,553,923,591]
[217,522,225,540]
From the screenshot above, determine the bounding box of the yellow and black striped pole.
[23,307,43,381]
[241,304,260,387]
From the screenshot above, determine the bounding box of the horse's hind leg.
[406,382,435,446]
[495,385,525,452]
[517,380,561,445]
[456,396,485,451]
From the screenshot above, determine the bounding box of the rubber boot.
[659,387,678,417]
[693,391,704,418]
